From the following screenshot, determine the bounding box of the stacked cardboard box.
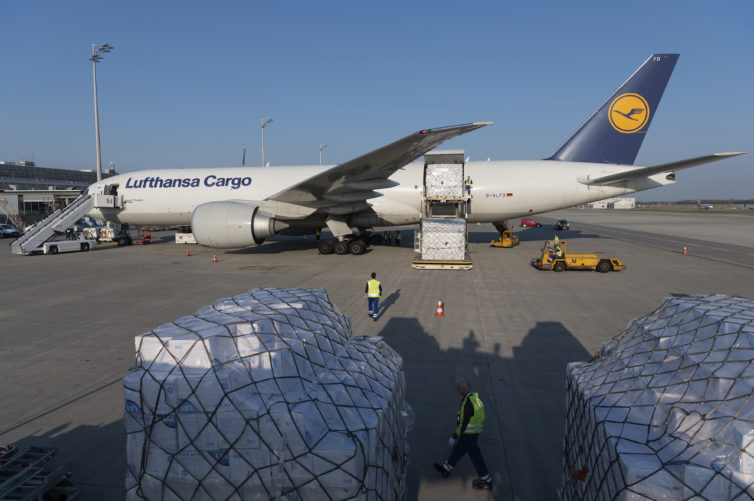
[419,218,466,261]
[125,288,413,500]
[562,295,754,500]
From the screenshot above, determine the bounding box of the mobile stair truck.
[11,193,122,255]
[412,150,472,270]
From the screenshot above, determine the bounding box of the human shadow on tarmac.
[377,318,590,500]
[376,289,401,319]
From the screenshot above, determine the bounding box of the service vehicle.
[0,223,21,238]
[132,229,152,245]
[43,237,97,255]
[531,240,625,273]
[520,218,543,228]
[555,219,570,231]
[490,229,520,248]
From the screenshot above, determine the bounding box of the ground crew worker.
[386,231,392,245]
[315,229,321,241]
[383,231,389,245]
[465,176,473,196]
[433,379,492,490]
[395,231,401,246]
[549,244,563,262]
[365,272,382,321]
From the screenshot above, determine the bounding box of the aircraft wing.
[579,152,745,186]
[266,122,492,210]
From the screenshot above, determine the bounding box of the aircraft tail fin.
[547,54,679,165]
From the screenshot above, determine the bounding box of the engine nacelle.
[191,202,286,248]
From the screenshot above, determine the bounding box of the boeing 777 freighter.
[84,54,743,254]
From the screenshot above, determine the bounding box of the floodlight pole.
[319,144,327,165]
[261,118,273,166]
[90,43,114,182]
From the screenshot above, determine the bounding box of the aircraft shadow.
[376,318,591,500]
[468,228,601,244]
[8,420,126,500]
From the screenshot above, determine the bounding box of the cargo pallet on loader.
[0,445,79,500]
[412,150,472,270]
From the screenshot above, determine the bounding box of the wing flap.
[579,152,745,186]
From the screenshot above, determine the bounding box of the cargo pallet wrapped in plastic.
[424,164,463,199]
[419,218,467,261]
[124,288,413,500]
[561,295,754,500]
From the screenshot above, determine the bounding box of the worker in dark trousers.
[365,272,382,321]
[383,231,389,245]
[315,229,320,241]
[433,379,492,490]
[395,231,401,246]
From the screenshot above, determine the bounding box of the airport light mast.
[261,118,273,166]
[90,43,114,182]
[319,144,327,165]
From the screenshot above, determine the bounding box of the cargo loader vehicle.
[490,229,520,248]
[531,240,625,273]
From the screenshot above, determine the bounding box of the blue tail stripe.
[547,54,679,165]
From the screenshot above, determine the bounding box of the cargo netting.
[124,288,413,500]
[419,218,466,261]
[424,164,463,198]
[562,294,754,500]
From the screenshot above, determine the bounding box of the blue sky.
[2,1,752,200]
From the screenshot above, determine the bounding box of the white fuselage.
[86,160,672,227]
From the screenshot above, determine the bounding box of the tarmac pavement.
[0,210,752,500]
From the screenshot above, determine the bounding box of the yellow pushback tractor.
[490,229,520,248]
[531,240,625,273]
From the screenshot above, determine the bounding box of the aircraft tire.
[334,241,349,255]
[349,240,365,255]
[318,241,334,255]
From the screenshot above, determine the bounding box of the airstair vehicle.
[0,197,26,230]
[412,150,472,270]
[10,193,121,255]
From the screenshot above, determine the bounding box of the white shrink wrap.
[419,218,466,261]
[561,295,754,500]
[424,164,463,198]
[125,288,413,500]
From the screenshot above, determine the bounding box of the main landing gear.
[318,235,367,255]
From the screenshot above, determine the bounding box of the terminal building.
[0,161,116,225]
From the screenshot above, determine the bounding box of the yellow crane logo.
[608,93,649,133]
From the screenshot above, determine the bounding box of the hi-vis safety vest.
[456,392,485,435]
[367,279,381,298]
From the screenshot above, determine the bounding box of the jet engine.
[191,202,287,248]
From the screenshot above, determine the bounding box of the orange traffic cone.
[186,248,191,257]
[435,298,445,317]
[212,254,218,263]
[682,245,687,255]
